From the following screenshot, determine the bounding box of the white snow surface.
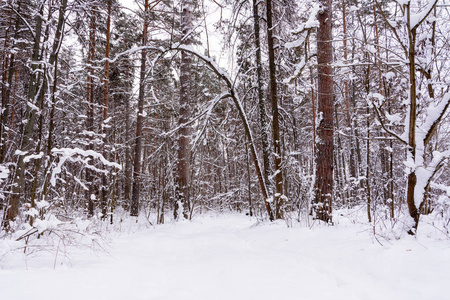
[1,213,449,300]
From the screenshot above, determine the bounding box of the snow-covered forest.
[0,0,450,297]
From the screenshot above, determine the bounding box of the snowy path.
[1,214,449,300]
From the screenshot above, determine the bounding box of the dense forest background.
[0,0,449,237]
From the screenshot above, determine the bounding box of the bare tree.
[373,0,450,234]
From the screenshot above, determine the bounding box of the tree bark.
[131,0,149,217]
[313,0,334,223]
[43,0,68,200]
[252,0,270,198]
[174,0,193,220]
[266,0,284,219]
[405,3,419,233]
[86,6,97,217]
[6,1,45,226]
[101,0,112,219]
[0,4,15,164]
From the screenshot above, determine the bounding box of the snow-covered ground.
[1,212,449,300]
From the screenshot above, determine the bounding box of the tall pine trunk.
[313,0,334,223]
[131,0,149,217]
[266,0,284,219]
[174,0,193,220]
[6,1,45,227]
[252,0,270,196]
[43,0,68,201]
[0,4,15,164]
[101,0,112,219]
[86,6,97,217]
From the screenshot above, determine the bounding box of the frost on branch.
[50,147,122,187]
[289,3,321,38]
[409,0,438,30]
[413,93,450,209]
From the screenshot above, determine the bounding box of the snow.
[286,3,321,49]
[14,150,28,156]
[23,152,43,163]
[1,213,449,300]
[385,112,403,125]
[418,92,450,142]
[410,0,438,30]
[50,147,122,187]
[412,93,450,208]
[0,165,9,180]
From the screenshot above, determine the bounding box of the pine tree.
[313,0,334,223]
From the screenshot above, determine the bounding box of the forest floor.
[0,210,449,300]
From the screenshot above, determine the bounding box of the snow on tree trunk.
[266,0,284,219]
[6,2,45,228]
[131,0,149,217]
[252,0,270,200]
[313,0,334,224]
[174,0,193,220]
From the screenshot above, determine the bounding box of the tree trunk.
[124,93,132,207]
[174,0,193,220]
[131,0,149,217]
[43,0,68,200]
[252,0,270,196]
[266,0,284,219]
[86,6,97,217]
[0,4,15,164]
[101,0,112,219]
[313,0,334,223]
[6,2,45,227]
[405,4,419,234]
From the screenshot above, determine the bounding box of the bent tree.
[164,46,275,220]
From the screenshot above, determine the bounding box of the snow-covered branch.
[410,0,439,30]
[421,93,450,146]
[50,147,121,187]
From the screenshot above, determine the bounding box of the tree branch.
[371,101,408,145]
[423,93,450,146]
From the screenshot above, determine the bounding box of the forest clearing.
[0,0,450,297]
[1,212,449,300]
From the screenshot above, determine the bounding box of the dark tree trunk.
[174,0,193,220]
[43,0,68,200]
[101,0,112,219]
[131,0,149,217]
[252,0,270,195]
[0,4,15,164]
[266,0,284,219]
[6,2,45,227]
[314,0,334,223]
[405,4,419,233]
[124,95,132,206]
[86,7,97,217]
